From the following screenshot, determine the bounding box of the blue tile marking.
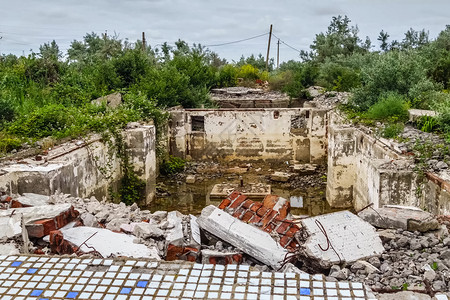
[39,298,49,300]
[66,291,78,299]
[27,268,38,274]
[120,287,132,294]
[300,288,311,295]
[30,290,43,296]
[11,261,22,267]
[137,280,148,288]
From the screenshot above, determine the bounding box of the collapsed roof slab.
[197,205,289,270]
[301,210,384,269]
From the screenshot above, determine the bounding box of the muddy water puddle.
[144,168,342,217]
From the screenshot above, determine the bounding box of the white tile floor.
[0,255,444,300]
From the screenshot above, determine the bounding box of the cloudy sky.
[1,0,449,62]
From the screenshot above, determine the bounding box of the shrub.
[160,155,185,175]
[365,94,409,122]
[381,123,404,139]
[0,98,16,123]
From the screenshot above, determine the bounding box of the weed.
[431,262,438,270]
[160,156,186,175]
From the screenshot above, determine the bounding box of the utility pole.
[265,24,273,71]
[277,39,280,69]
[142,32,146,51]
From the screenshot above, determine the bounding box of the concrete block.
[132,222,165,239]
[301,210,384,269]
[61,227,160,259]
[270,172,291,182]
[358,205,439,232]
[197,205,288,269]
[292,164,317,175]
[166,211,184,246]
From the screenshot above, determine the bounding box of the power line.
[272,33,302,53]
[205,32,269,47]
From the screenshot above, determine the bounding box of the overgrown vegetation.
[160,156,186,175]
[1,16,450,202]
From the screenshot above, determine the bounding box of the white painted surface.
[0,214,22,239]
[61,227,160,259]
[301,211,384,268]
[166,211,184,246]
[197,205,288,269]
[190,215,201,245]
[0,204,72,224]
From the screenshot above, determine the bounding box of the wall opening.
[191,116,205,132]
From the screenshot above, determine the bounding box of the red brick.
[279,235,292,248]
[276,221,291,235]
[10,200,25,208]
[218,199,231,210]
[284,225,300,237]
[286,241,298,251]
[263,222,277,233]
[228,191,241,201]
[277,202,290,219]
[166,244,199,262]
[241,211,254,223]
[232,207,246,218]
[256,206,270,217]
[2,196,12,203]
[249,202,262,212]
[232,254,243,263]
[242,199,254,209]
[34,219,57,236]
[248,214,261,224]
[263,194,279,210]
[261,210,278,227]
[229,195,247,209]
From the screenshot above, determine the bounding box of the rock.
[270,172,291,182]
[335,268,350,280]
[380,263,392,273]
[151,211,168,222]
[186,175,196,184]
[351,260,380,274]
[106,218,129,231]
[358,206,439,232]
[378,229,397,243]
[132,223,165,239]
[397,236,410,248]
[368,257,381,268]
[377,291,431,300]
[410,239,422,251]
[432,280,447,292]
[80,213,99,227]
[130,203,138,211]
[95,210,110,223]
[423,269,436,281]
[443,237,450,247]
[92,92,122,108]
[291,164,317,175]
[436,161,448,169]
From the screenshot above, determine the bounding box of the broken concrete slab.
[60,227,160,259]
[0,204,79,238]
[210,183,271,200]
[132,222,165,239]
[0,243,20,255]
[197,205,288,269]
[13,193,50,207]
[270,171,291,182]
[165,211,184,246]
[358,205,439,232]
[301,211,384,269]
[0,214,22,239]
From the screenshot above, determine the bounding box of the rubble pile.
[304,86,350,109]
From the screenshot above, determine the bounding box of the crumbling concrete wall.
[0,125,156,204]
[327,112,450,215]
[169,108,328,163]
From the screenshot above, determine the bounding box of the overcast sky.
[1,0,449,63]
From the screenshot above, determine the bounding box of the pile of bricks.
[218,191,301,251]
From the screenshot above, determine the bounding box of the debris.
[58,227,160,259]
[270,171,291,182]
[185,175,196,184]
[358,205,439,232]
[291,164,318,175]
[200,249,243,265]
[197,205,288,269]
[13,193,50,207]
[132,222,165,239]
[0,214,22,239]
[300,211,384,269]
